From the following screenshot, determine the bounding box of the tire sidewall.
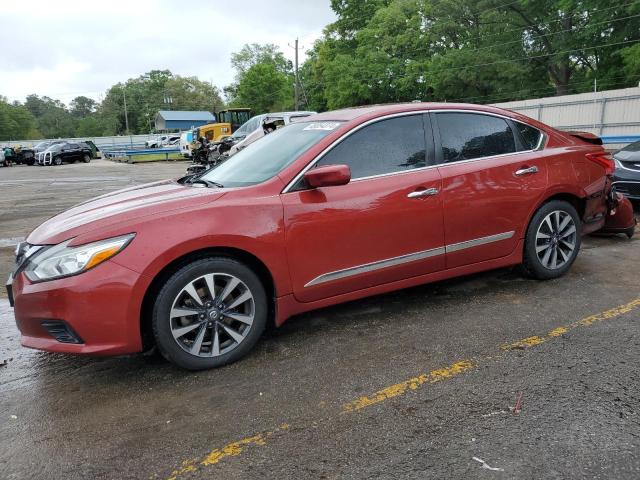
[83,154,91,163]
[524,200,582,279]
[152,257,267,370]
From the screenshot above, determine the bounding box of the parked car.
[185,111,317,176]
[33,140,65,154]
[36,142,93,165]
[7,103,635,370]
[613,139,640,201]
[226,111,316,156]
[146,135,179,148]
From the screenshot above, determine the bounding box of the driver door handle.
[407,187,439,199]
[515,166,539,176]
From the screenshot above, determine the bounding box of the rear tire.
[83,154,91,163]
[522,200,581,280]
[152,257,267,370]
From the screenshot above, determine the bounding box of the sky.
[0,0,337,105]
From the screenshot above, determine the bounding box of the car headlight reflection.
[24,234,135,282]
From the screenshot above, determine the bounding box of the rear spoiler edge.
[566,130,603,146]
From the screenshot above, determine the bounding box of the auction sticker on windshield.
[303,122,341,131]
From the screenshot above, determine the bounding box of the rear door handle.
[407,187,439,199]
[515,166,539,176]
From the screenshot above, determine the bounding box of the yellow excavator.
[193,108,251,143]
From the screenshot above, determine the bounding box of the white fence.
[5,134,159,149]
[492,86,640,148]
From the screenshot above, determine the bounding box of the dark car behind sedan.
[614,140,640,201]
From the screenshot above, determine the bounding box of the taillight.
[585,152,615,176]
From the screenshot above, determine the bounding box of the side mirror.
[304,164,351,188]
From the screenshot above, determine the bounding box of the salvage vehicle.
[36,142,93,165]
[7,103,635,370]
[145,135,179,148]
[3,145,37,165]
[33,140,65,154]
[186,111,316,175]
[613,139,640,202]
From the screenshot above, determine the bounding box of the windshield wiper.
[188,179,224,188]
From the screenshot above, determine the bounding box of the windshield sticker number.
[303,122,341,131]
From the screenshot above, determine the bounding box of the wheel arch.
[525,188,586,235]
[139,246,276,351]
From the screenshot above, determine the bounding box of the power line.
[417,13,640,56]
[434,38,640,73]
[454,75,640,104]
[460,2,634,41]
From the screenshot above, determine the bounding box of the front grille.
[615,182,640,198]
[41,321,84,344]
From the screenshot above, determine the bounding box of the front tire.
[522,200,581,280]
[53,156,62,166]
[152,257,267,370]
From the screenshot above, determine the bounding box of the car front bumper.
[613,167,640,200]
[9,260,144,356]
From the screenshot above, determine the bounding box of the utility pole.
[289,38,301,111]
[294,38,300,111]
[123,88,130,135]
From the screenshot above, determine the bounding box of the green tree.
[0,98,40,140]
[100,70,223,134]
[225,44,294,113]
[302,0,640,110]
[70,96,97,118]
[23,94,76,138]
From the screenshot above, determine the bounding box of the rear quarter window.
[515,122,544,150]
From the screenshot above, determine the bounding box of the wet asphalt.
[0,160,639,479]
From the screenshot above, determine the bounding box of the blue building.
[154,111,216,131]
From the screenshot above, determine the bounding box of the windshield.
[34,142,49,149]
[621,140,640,152]
[232,115,265,139]
[200,121,341,188]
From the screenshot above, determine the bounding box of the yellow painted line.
[164,297,640,479]
[501,297,640,351]
[342,360,474,413]
[167,424,289,480]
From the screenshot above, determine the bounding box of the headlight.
[614,158,623,169]
[24,234,135,282]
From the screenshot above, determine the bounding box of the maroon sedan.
[7,103,635,370]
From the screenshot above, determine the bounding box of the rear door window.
[316,115,428,179]
[435,113,516,163]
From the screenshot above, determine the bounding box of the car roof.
[304,102,523,122]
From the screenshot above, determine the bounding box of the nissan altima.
[7,103,635,370]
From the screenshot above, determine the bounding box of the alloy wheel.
[169,273,255,357]
[535,210,577,270]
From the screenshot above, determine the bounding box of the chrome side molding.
[304,230,516,287]
[445,231,515,253]
[304,246,446,287]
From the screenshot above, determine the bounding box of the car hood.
[28,180,226,245]
[615,150,640,162]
